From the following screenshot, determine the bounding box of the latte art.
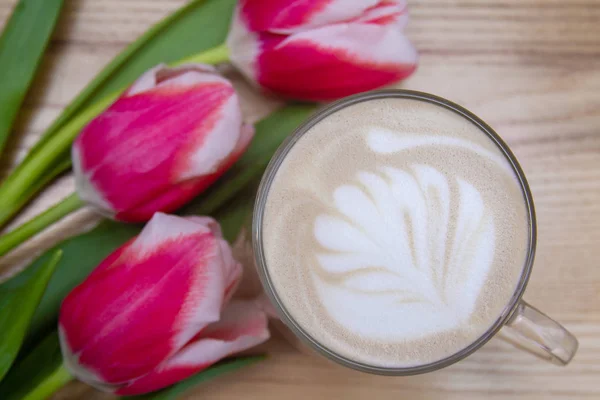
[367,127,513,174]
[262,97,529,367]
[313,164,495,340]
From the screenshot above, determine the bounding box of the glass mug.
[250,90,579,374]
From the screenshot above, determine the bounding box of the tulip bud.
[226,0,418,101]
[59,213,269,395]
[72,64,254,222]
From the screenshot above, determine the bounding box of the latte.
[261,96,530,368]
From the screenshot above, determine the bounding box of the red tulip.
[58,213,269,395]
[72,64,254,222]
[226,0,418,101]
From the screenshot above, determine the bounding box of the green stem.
[21,363,72,400]
[0,158,71,227]
[0,42,231,229]
[0,93,117,228]
[0,193,84,257]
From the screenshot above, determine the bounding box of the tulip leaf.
[0,249,61,382]
[0,0,65,156]
[0,332,71,400]
[126,355,266,400]
[216,189,257,243]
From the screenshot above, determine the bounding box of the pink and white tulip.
[226,0,418,101]
[72,64,254,222]
[58,213,269,395]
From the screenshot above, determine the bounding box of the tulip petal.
[73,64,248,222]
[59,327,124,393]
[113,122,254,222]
[237,0,384,33]
[72,146,114,219]
[254,22,417,100]
[227,0,417,101]
[226,12,262,84]
[180,94,244,180]
[184,216,243,301]
[60,214,240,384]
[353,0,408,28]
[127,64,222,96]
[116,300,270,395]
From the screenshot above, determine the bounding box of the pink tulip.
[58,213,269,395]
[226,0,418,101]
[72,64,254,222]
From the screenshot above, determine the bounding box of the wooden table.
[1,0,599,399]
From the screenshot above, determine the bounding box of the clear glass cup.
[251,89,579,374]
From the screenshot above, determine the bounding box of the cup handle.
[498,300,578,365]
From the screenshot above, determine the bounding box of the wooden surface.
[1,0,599,399]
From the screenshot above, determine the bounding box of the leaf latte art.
[261,98,530,367]
[313,165,495,340]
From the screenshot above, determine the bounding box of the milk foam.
[367,127,513,174]
[262,97,529,367]
[313,164,495,340]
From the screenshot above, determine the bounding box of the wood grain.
[1,0,599,399]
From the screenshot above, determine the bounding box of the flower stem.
[21,363,72,400]
[0,193,84,258]
[0,43,230,229]
[0,94,117,228]
[0,158,71,234]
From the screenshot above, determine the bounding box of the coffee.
[261,97,530,367]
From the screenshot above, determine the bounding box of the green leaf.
[124,356,266,400]
[0,0,65,155]
[0,332,71,400]
[217,187,257,243]
[0,250,61,382]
